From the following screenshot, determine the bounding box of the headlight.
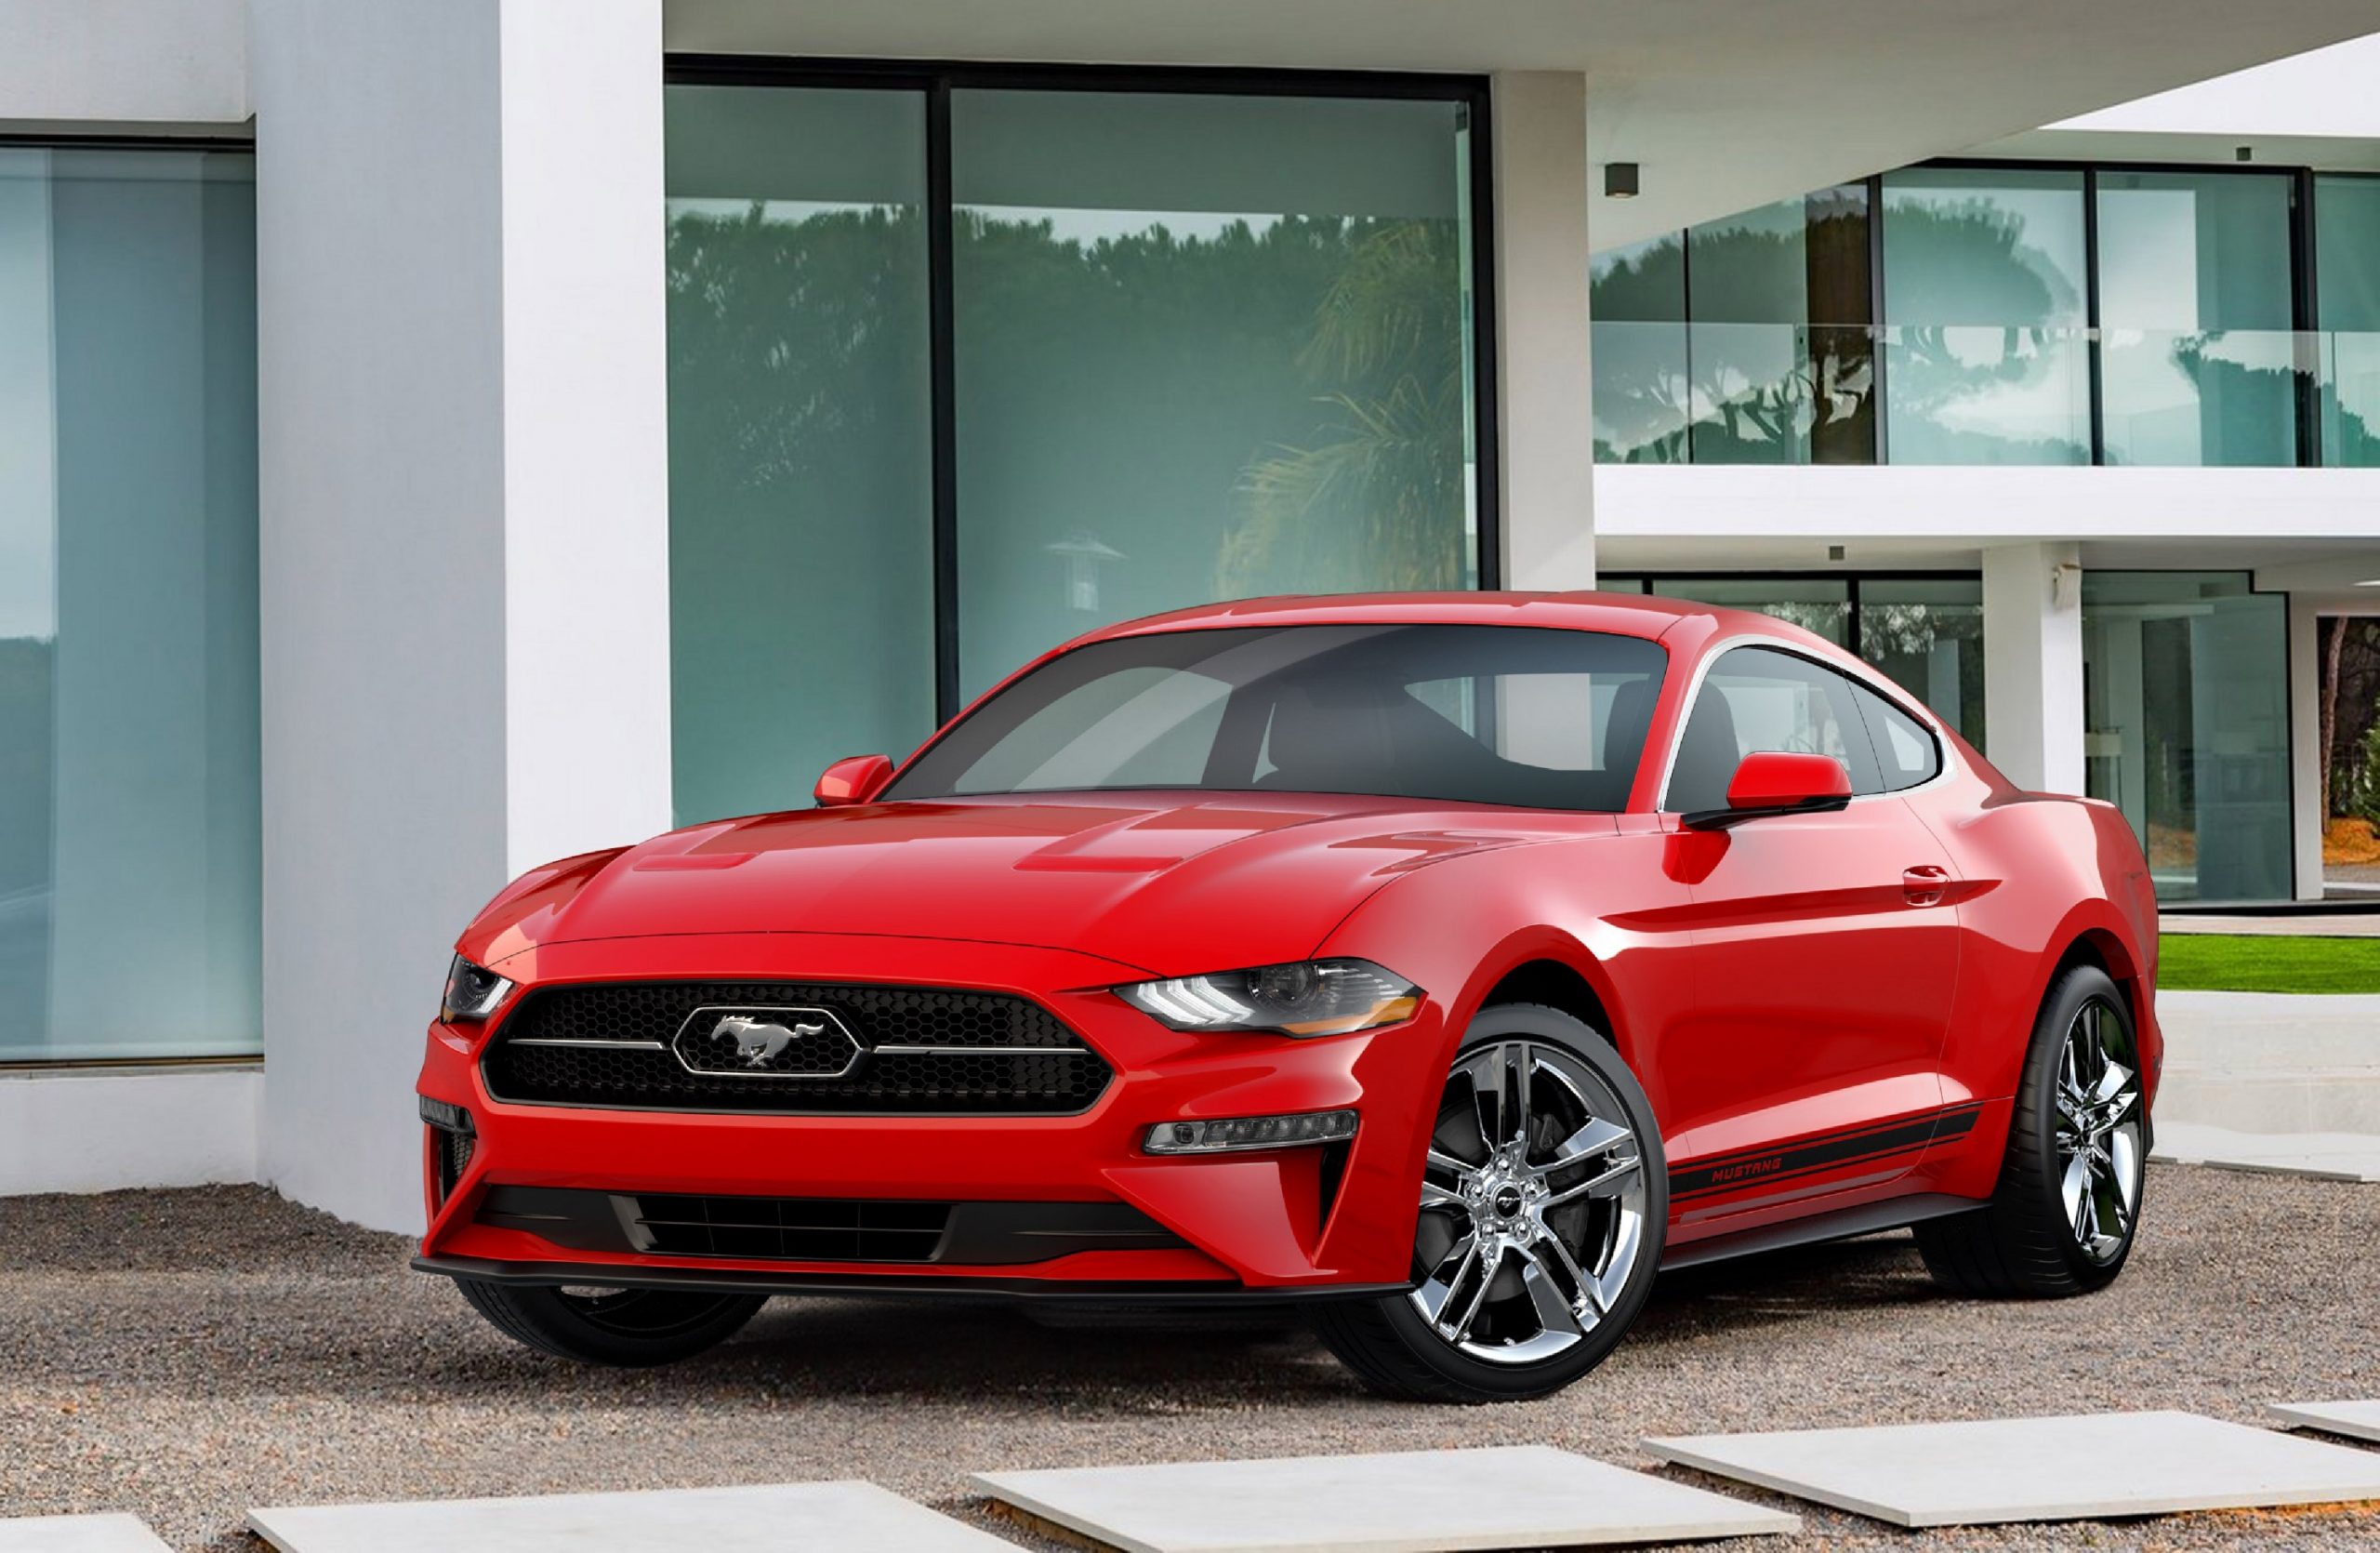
[1115,958,1421,1038]
[441,955,514,1023]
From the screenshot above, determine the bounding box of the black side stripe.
[1668,1103,1983,1201]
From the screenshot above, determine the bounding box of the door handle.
[1901,864,1950,906]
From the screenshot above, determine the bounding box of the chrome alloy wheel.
[2054,995,2144,1265]
[1408,1040,1647,1365]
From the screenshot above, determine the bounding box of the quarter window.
[1851,683,1942,790]
[1665,646,1882,812]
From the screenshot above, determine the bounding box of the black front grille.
[430,1126,474,1203]
[632,1194,950,1262]
[481,980,1112,1115]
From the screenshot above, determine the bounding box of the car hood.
[467,793,1594,978]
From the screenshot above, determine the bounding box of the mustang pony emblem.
[713,1014,826,1068]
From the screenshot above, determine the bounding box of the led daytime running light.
[1144,1108,1357,1154]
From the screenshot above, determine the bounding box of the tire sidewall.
[1371,1002,1669,1400]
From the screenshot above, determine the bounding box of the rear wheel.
[1314,1003,1665,1402]
[456,1279,767,1366]
[1917,963,2146,1297]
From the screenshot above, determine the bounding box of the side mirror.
[814,753,894,808]
[1685,750,1852,830]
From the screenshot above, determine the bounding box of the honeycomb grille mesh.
[481,981,1111,1115]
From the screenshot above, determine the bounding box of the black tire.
[1917,963,2148,1298]
[1314,1003,1667,1403]
[456,1278,767,1366]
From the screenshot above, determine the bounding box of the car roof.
[1082,590,1827,653]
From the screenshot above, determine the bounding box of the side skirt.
[1658,1192,1979,1272]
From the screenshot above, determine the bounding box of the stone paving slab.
[247,1482,1012,1552]
[1644,1411,2380,1527]
[2152,1121,2380,1183]
[971,1444,1797,1552]
[2272,1400,2380,1445]
[0,1517,170,1553]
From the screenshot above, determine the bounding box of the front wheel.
[456,1278,768,1366]
[1315,1003,1666,1402]
[1917,963,2147,1297]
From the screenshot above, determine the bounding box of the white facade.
[3,1,2377,1229]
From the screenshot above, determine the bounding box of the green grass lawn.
[2157,933,2380,994]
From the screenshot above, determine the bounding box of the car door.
[1658,644,1961,1207]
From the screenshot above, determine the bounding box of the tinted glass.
[949,90,1479,697]
[1647,577,1851,646]
[665,86,936,826]
[889,625,1667,812]
[1665,646,1881,812]
[1858,576,1986,746]
[2082,572,2289,900]
[1851,683,1941,790]
[2096,170,2295,467]
[2315,176,2380,467]
[0,148,259,1061]
[1881,167,2091,464]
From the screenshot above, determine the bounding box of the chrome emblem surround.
[670,1003,863,1080]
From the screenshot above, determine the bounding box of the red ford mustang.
[415,592,2160,1401]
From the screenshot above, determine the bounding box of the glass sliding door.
[0,147,259,1062]
[1645,577,1852,645]
[664,86,935,824]
[2082,572,2290,901]
[948,88,1478,697]
[1881,167,2092,464]
[2096,171,2296,466]
[1858,577,1984,745]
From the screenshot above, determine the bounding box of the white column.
[251,0,669,1233]
[2288,594,2325,900]
[1491,72,1594,591]
[1981,542,2086,795]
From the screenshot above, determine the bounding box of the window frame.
[664,56,1502,723]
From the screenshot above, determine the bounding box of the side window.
[1850,681,1943,790]
[1664,645,1883,812]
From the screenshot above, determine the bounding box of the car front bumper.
[415,932,1444,1294]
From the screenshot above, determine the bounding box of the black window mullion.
[2292,167,2321,468]
[2082,166,2105,467]
[926,79,961,723]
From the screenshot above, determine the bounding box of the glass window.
[1647,577,1852,646]
[1850,683,1942,790]
[0,147,259,1062]
[949,90,1479,697]
[2315,175,2380,468]
[664,86,936,825]
[1881,167,2091,464]
[1664,646,1881,812]
[2096,171,2296,467]
[1858,577,1986,746]
[2082,572,2290,901]
[1590,233,1689,463]
[890,625,1667,813]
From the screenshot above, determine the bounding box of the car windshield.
[884,624,1669,812]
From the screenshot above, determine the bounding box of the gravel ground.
[2,1165,2375,1552]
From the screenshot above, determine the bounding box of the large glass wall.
[2096,170,2296,466]
[1880,166,2092,464]
[950,89,1477,697]
[2082,572,2290,900]
[667,74,1486,817]
[0,147,259,1062]
[1607,162,2375,468]
[2316,175,2380,467]
[664,86,935,827]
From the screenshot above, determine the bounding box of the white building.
[2,0,2375,1232]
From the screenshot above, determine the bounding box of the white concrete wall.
[0,0,248,125]
[2052,33,2380,139]
[251,0,669,1234]
[1492,72,1595,590]
[0,1068,259,1193]
[1982,542,2086,795]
